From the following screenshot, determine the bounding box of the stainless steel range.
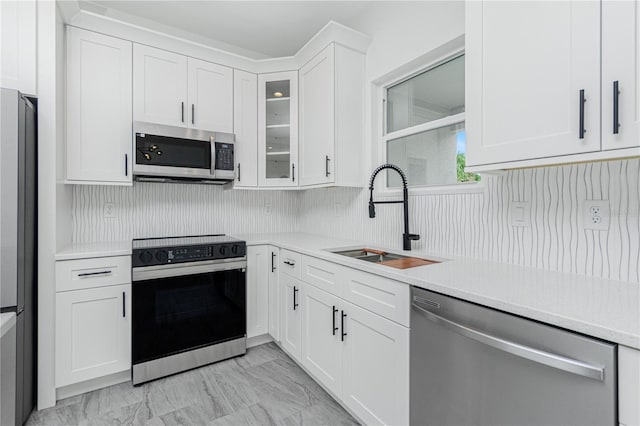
[131,235,247,385]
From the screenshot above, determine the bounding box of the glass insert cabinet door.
[258,71,299,187]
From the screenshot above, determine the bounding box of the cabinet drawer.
[343,268,410,327]
[56,256,131,292]
[301,255,345,297]
[280,249,301,279]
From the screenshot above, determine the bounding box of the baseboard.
[247,333,273,348]
[55,370,131,401]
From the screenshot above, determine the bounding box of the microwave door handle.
[210,136,217,178]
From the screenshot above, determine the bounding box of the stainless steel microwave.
[133,122,235,185]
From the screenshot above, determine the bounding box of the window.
[382,54,479,189]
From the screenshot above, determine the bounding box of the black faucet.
[368,164,420,251]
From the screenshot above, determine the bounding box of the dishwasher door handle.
[411,300,605,381]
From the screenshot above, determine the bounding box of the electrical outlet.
[509,201,530,227]
[334,202,343,217]
[104,202,116,219]
[264,203,272,216]
[583,200,609,230]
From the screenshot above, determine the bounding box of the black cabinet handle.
[341,310,347,341]
[613,81,620,134]
[192,104,195,125]
[579,89,586,139]
[78,270,112,277]
[293,286,299,310]
[292,164,295,182]
[181,102,185,123]
[122,291,126,318]
[271,252,276,272]
[124,154,128,176]
[284,260,295,266]
[237,163,241,182]
[325,155,331,177]
[332,306,338,335]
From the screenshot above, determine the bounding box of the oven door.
[132,260,246,366]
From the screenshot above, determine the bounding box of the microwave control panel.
[215,142,234,171]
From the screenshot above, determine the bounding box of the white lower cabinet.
[619,346,640,426]
[268,246,280,341]
[280,274,302,359]
[55,284,131,387]
[300,283,343,396]
[295,265,410,426]
[246,246,269,339]
[342,301,409,426]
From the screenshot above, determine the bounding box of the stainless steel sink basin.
[334,249,408,263]
[330,248,441,269]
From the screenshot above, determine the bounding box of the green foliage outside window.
[457,153,481,183]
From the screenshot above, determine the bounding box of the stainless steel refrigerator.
[1,88,37,426]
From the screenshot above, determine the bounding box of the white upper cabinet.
[299,44,335,186]
[602,0,640,150]
[0,0,36,95]
[234,70,259,188]
[133,44,188,127]
[465,1,601,167]
[258,71,299,187]
[299,43,365,187]
[187,57,233,133]
[66,27,133,184]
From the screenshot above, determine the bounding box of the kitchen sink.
[331,248,440,269]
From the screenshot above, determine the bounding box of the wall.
[72,184,299,242]
[298,159,640,283]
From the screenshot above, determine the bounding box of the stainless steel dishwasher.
[410,286,617,426]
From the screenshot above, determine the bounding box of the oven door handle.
[133,259,247,281]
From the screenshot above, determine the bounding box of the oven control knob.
[218,245,228,257]
[139,250,153,265]
[155,250,168,263]
[231,244,241,255]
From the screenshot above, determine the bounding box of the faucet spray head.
[368,200,376,218]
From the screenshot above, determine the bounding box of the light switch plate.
[104,202,116,219]
[509,201,530,227]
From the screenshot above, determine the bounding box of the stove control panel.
[133,242,246,267]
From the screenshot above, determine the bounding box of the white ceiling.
[81,1,373,59]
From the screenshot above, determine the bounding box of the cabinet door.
[300,283,343,396]
[602,0,640,150]
[280,275,302,359]
[56,284,131,387]
[342,301,409,426]
[66,27,133,184]
[187,58,233,133]
[133,44,187,127]
[299,44,335,186]
[234,70,259,187]
[466,1,601,166]
[268,247,280,341]
[246,245,269,339]
[0,0,36,95]
[258,71,299,187]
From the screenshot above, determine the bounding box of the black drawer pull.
[122,292,126,318]
[325,155,331,177]
[78,270,112,277]
[341,311,347,341]
[332,306,338,335]
[293,286,299,310]
[271,252,276,272]
[237,163,241,182]
[284,260,295,266]
[181,102,185,123]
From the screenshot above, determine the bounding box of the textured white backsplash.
[298,159,640,283]
[72,183,300,242]
[72,159,640,283]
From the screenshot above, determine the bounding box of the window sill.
[376,181,485,197]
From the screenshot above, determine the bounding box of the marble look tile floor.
[27,343,359,426]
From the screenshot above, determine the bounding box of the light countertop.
[56,232,640,349]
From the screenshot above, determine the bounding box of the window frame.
[373,38,484,196]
